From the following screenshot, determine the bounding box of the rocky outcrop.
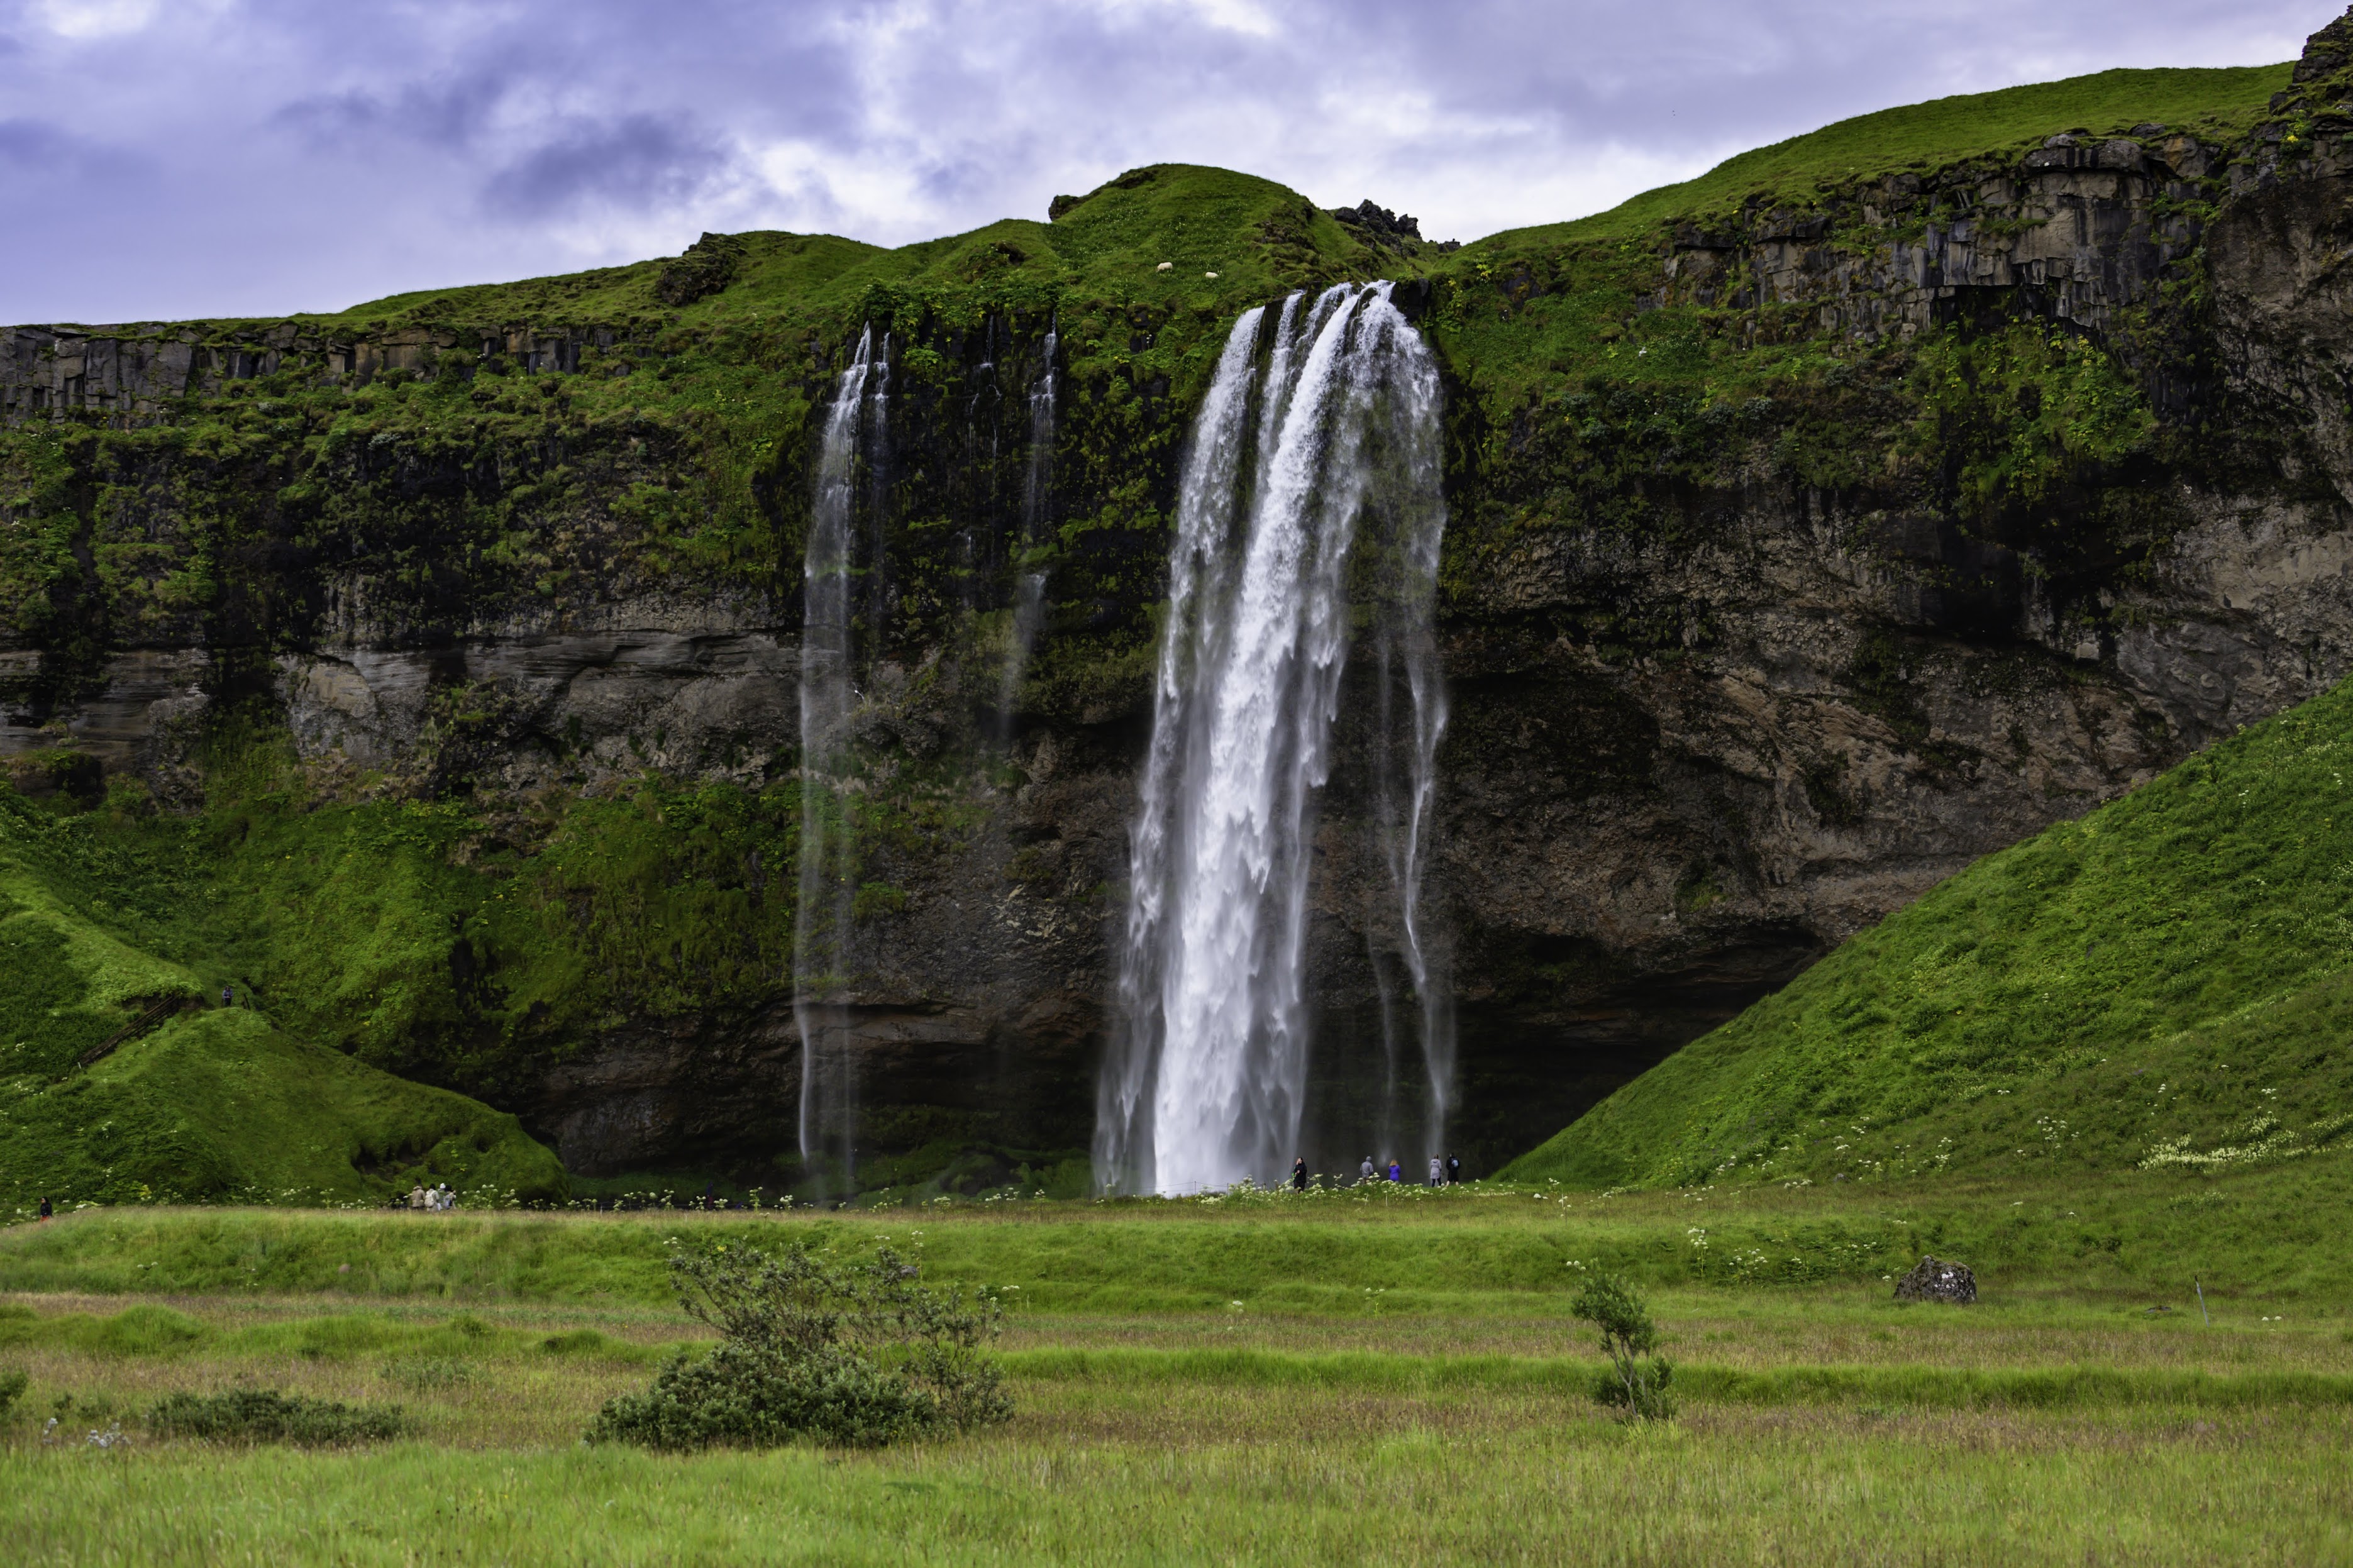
[0,321,619,426]
[1895,1255,1978,1303]
[1651,130,2218,356]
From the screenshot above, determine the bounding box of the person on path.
[1291,1156,1307,1191]
[1428,1156,1442,1188]
[221,985,233,1008]
[1446,1154,1462,1184]
[408,1183,427,1213]
[1359,1156,1375,1184]
[37,1196,52,1221]
[1387,1159,1402,1183]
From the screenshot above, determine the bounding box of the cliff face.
[0,47,2345,1188]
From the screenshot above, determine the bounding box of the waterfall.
[999,323,1058,728]
[796,326,882,1193]
[1096,283,1449,1195]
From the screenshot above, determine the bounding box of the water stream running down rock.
[1097,284,1449,1195]
[999,324,1058,733]
[796,327,883,1194]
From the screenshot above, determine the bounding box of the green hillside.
[0,786,566,1212]
[1482,63,2289,251]
[1505,678,2353,1191]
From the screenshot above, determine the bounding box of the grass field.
[3,1170,2350,1565]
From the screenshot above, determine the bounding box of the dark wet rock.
[1895,1256,1978,1303]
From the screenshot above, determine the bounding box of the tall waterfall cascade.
[1096,283,1450,1196]
[795,326,884,1191]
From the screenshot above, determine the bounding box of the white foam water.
[1097,284,1449,1194]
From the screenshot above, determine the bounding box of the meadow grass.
[8,1147,2351,1310]
[4,1359,2350,1564]
[4,1190,2351,1562]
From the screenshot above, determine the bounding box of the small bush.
[148,1388,410,1445]
[0,1367,26,1420]
[589,1240,1011,1450]
[1573,1273,1676,1422]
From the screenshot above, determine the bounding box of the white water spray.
[1097,284,1449,1195]
[797,327,882,1190]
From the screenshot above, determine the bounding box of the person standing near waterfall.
[1291,1156,1307,1191]
[1427,1156,1442,1188]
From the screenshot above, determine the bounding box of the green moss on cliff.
[1503,676,2353,1190]
[0,790,565,1209]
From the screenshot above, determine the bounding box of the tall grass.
[6,1403,2350,1565]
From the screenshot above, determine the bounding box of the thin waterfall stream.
[1097,283,1449,1195]
[795,326,882,1193]
[999,322,1058,728]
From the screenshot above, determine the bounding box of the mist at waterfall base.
[1097,283,1452,1198]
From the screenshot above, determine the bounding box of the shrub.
[0,1367,25,1420]
[148,1388,410,1445]
[589,1240,1011,1450]
[1573,1273,1676,1421]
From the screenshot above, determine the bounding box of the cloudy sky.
[0,0,2319,323]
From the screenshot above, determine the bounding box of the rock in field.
[1895,1256,1978,1304]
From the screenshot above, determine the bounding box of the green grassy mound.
[1505,678,2353,1191]
[272,163,1381,341]
[0,795,567,1212]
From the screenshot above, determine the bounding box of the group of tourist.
[1285,1154,1464,1189]
[406,1182,457,1213]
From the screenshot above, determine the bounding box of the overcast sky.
[0,0,2320,324]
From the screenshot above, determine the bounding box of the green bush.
[147,1387,410,1445]
[589,1240,1011,1450]
[0,1367,26,1420]
[1572,1273,1675,1422]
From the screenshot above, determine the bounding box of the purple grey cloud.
[0,0,2321,322]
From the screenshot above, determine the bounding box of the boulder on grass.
[1894,1255,1977,1303]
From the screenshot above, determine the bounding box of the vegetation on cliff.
[1505,675,2353,1190]
[0,780,566,1210]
